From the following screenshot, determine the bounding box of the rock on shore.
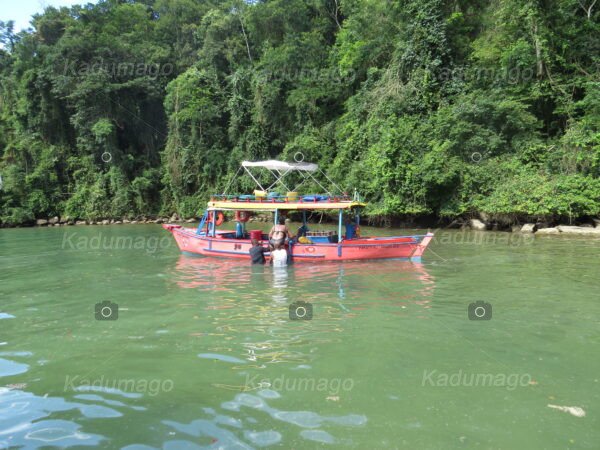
[521,223,536,233]
[469,219,487,231]
[534,225,600,236]
[536,227,560,235]
[556,225,600,235]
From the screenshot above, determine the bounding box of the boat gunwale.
[170,225,432,246]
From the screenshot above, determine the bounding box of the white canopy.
[242,160,318,172]
[222,158,342,195]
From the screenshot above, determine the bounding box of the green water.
[1,224,599,449]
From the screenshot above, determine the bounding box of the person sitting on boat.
[269,216,293,247]
[270,242,288,267]
[249,238,267,264]
[296,223,308,239]
[284,217,301,243]
[345,217,357,240]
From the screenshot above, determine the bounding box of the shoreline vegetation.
[1,1,599,231]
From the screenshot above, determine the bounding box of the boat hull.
[163,224,433,262]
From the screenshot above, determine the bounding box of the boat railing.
[210,193,352,203]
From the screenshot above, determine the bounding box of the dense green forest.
[0,0,598,226]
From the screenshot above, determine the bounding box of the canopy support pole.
[305,171,332,196]
[320,168,345,196]
[242,166,266,192]
[221,165,243,195]
[266,168,292,192]
[338,209,343,243]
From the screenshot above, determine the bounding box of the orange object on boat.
[235,210,252,222]
[207,211,224,226]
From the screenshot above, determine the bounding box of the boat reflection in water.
[169,254,436,369]
[170,254,435,316]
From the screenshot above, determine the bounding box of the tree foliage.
[0,0,598,225]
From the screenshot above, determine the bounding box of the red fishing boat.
[163,160,433,262]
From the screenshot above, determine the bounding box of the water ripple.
[0,388,107,448]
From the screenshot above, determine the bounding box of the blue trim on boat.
[182,250,421,262]
[202,248,248,255]
[339,242,417,247]
[187,238,420,247]
[196,236,260,244]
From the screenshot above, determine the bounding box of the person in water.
[269,216,293,247]
[249,238,267,264]
[270,242,288,267]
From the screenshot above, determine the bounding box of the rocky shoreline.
[11,212,281,228]
[466,218,600,236]
[30,214,195,227]
[5,214,600,237]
